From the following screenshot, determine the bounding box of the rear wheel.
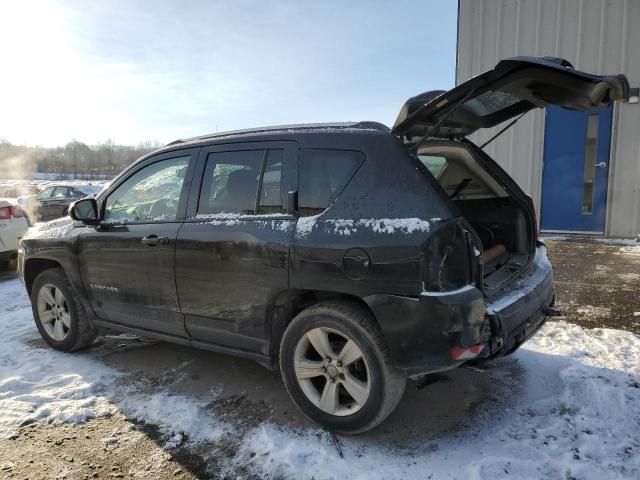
[31,268,98,351]
[280,301,406,434]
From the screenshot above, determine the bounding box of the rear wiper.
[450,178,472,200]
[479,112,527,149]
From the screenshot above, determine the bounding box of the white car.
[0,199,29,268]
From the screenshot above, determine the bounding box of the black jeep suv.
[19,57,629,433]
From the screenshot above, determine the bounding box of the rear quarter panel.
[290,133,456,298]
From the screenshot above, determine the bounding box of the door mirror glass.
[70,198,99,224]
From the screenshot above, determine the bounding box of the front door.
[540,106,613,233]
[78,150,198,336]
[175,141,298,355]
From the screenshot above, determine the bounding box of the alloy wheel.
[294,327,371,416]
[37,283,71,341]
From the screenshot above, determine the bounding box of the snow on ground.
[1,277,639,479]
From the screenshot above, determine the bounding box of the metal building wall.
[457,0,640,237]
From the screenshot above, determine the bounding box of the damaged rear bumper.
[364,245,554,377]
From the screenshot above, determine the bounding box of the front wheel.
[31,267,98,351]
[279,301,406,434]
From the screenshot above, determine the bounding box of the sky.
[0,0,458,147]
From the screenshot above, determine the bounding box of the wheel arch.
[268,289,381,363]
[24,258,63,296]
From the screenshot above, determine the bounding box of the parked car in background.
[18,57,629,433]
[31,184,102,221]
[2,184,41,199]
[0,199,28,268]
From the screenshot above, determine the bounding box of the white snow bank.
[0,279,226,445]
[0,279,116,439]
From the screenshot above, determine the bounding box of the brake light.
[450,344,485,361]
[9,206,25,218]
[0,206,26,219]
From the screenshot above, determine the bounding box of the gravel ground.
[544,238,640,333]
[0,414,200,480]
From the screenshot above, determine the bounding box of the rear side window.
[418,154,447,178]
[197,149,285,215]
[52,187,71,198]
[298,149,364,217]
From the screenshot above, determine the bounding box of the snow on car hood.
[23,217,74,240]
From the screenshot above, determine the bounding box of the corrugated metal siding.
[457,0,640,236]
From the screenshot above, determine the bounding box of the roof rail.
[176,122,390,144]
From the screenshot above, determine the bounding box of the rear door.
[77,148,198,336]
[34,187,55,220]
[49,186,73,218]
[175,141,297,355]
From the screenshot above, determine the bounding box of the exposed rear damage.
[385,56,630,375]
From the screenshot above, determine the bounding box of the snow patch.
[295,214,322,236]
[299,217,438,237]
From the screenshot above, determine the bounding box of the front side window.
[198,149,285,216]
[104,156,190,223]
[36,187,54,200]
[298,149,364,217]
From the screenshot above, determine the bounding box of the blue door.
[540,106,613,233]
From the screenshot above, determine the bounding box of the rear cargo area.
[418,141,536,296]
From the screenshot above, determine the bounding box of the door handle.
[141,235,169,246]
[595,162,607,168]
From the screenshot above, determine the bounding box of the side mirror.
[286,190,298,214]
[69,198,101,225]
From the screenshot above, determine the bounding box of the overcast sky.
[0,0,458,146]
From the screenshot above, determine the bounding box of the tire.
[279,300,406,434]
[31,267,98,351]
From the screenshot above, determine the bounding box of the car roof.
[163,121,390,149]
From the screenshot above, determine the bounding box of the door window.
[53,186,71,198]
[198,149,285,215]
[582,115,599,214]
[298,149,364,216]
[258,149,284,214]
[36,187,55,201]
[104,156,190,223]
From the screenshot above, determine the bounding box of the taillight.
[0,206,26,219]
[422,221,471,292]
[450,344,485,361]
[9,206,25,218]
